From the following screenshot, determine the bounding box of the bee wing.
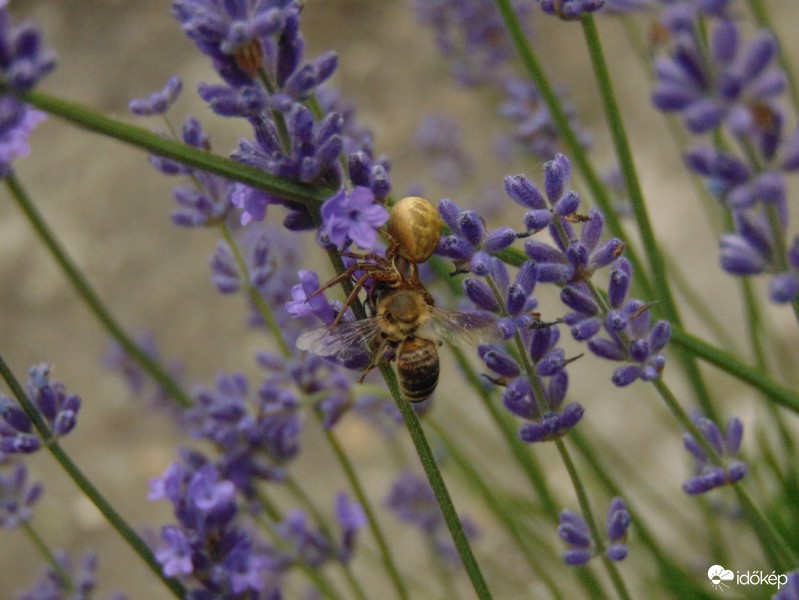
[296,317,386,357]
[424,307,502,347]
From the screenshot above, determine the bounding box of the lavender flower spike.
[683,416,747,495]
[318,186,388,251]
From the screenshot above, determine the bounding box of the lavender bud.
[459,211,486,246]
[648,321,672,352]
[463,278,500,312]
[504,174,546,209]
[554,190,580,217]
[606,545,628,562]
[479,346,521,378]
[524,209,553,232]
[589,239,625,270]
[571,317,602,341]
[724,417,744,454]
[611,365,641,387]
[484,227,517,253]
[560,286,598,316]
[727,461,748,482]
[588,338,627,361]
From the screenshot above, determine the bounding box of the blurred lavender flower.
[150,459,284,596]
[413,0,534,86]
[652,19,785,135]
[413,115,472,186]
[129,76,183,116]
[18,552,127,600]
[683,416,747,495]
[386,470,479,565]
[0,96,45,177]
[498,77,591,161]
[318,186,388,251]
[0,5,56,92]
[0,462,42,529]
[182,370,300,493]
[558,498,630,566]
[0,364,81,453]
[774,570,799,600]
[0,5,53,177]
[538,0,605,20]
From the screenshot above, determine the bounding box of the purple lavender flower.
[604,497,631,561]
[150,459,284,594]
[336,492,366,563]
[0,395,39,454]
[652,20,785,135]
[557,497,630,566]
[481,324,585,444]
[773,570,799,600]
[413,115,473,186]
[0,365,81,451]
[538,0,606,20]
[0,6,56,92]
[437,198,519,275]
[0,462,42,529]
[182,371,300,492]
[318,186,388,251]
[498,77,591,161]
[557,509,593,565]
[0,96,45,177]
[682,416,747,495]
[386,470,479,565]
[413,0,535,86]
[18,552,127,600]
[129,76,183,116]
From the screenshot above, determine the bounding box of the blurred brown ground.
[2,0,799,598]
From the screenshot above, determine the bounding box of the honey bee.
[299,195,496,402]
[296,285,499,402]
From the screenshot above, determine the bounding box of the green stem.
[427,418,566,599]
[0,354,186,598]
[579,14,716,422]
[379,364,492,600]
[11,87,331,207]
[319,423,410,600]
[555,440,633,600]
[20,521,75,592]
[670,327,799,414]
[219,223,293,357]
[492,0,653,302]
[4,174,192,409]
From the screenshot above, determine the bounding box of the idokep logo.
[707,564,790,592]
[708,565,734,591]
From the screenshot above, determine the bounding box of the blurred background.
[2,0,799,597]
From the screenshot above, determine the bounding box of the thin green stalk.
[9,87,331,207]
[218,222,293,357]
[20,521,75,591]
[670,327,799,414]
[426,418,566,600]
[4,174,192,408]
[0,354,186,598]
[579,14,716,422]
[492,0,654,302]
[651,378,799,570]
[379,364,492,600]
[764,203,799,325]
[318,423,409,600]
[555,440,633,600]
